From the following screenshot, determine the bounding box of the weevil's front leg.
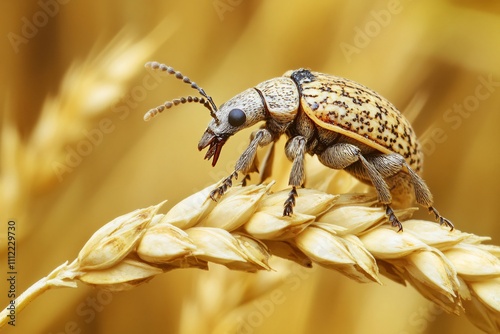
[283,136,307,216]
[209,129,273,201]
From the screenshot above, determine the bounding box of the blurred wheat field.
[0,0,499,333]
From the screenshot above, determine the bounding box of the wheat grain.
[1,180,499,331]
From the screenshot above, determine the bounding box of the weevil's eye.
[228,108,246,127]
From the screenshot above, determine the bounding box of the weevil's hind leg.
[403,166,454,230]
[319,143,403,231]
[284,136,307,216]
[356,155,404,231]
[387,157,454,230]
[428,207,454,230]
[364,153,454,230]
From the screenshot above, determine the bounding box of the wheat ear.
[1,181,499,331]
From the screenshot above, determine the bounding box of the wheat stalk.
[1,180,498,332]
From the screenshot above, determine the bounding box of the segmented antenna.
[143,61,219,123]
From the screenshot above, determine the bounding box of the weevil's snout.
[198,130,228,167]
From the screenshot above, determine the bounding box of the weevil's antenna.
[144,62,219,123]
[144,96,210,121]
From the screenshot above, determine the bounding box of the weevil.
[144,61,453,232]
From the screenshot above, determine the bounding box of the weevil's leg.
[209,171,238,201]
[361,153,454,230]
[319,144,392,203]
[385,205,403,232]
[241,174,251,187]
[401,161,455,230]
[209,129,274,201]
[284,187,298,216]
[428,207,454,230]
[319,143,403,231]
[283,136,307,216]
[366,154,434,205]
[356,155,404,231]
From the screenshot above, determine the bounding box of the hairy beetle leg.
[386,205,403,232]
[429,207,454,231]
[210,171,238,201]
[283,187,298,216]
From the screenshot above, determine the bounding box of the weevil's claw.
[429,207,454,231]
[283,187,298,217]
[440,217,454,231]
[283,202,293,216]
[210,189,223,202]
[386,205,403,232]
[209,189,219,201]
[210,171,238,202]
[241,174,251,187]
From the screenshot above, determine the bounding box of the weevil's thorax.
[255,77,300,126]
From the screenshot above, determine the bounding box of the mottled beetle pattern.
[144,62,453,232]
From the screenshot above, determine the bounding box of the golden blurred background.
[1,0,499,333]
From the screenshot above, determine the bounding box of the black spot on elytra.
[351,98,361,105]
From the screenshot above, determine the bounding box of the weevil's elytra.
[144,62,453,232]
[289,70,422,172]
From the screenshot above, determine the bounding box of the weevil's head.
[143,63,298,167]
[198,88,267,166]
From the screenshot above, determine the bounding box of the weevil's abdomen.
[285,69,423,174]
